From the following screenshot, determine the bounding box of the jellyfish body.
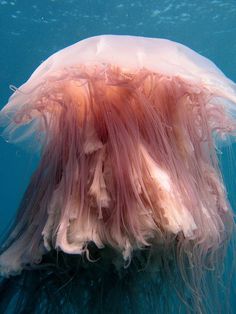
[0,35,236,312]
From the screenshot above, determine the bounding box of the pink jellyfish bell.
[0,35,236,313]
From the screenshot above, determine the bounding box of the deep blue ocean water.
[0,0,236,312]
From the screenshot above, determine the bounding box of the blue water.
[0,0,236,312]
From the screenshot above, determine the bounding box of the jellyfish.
[0,35,236,313]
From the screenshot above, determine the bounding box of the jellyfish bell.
[0,35,236,312]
